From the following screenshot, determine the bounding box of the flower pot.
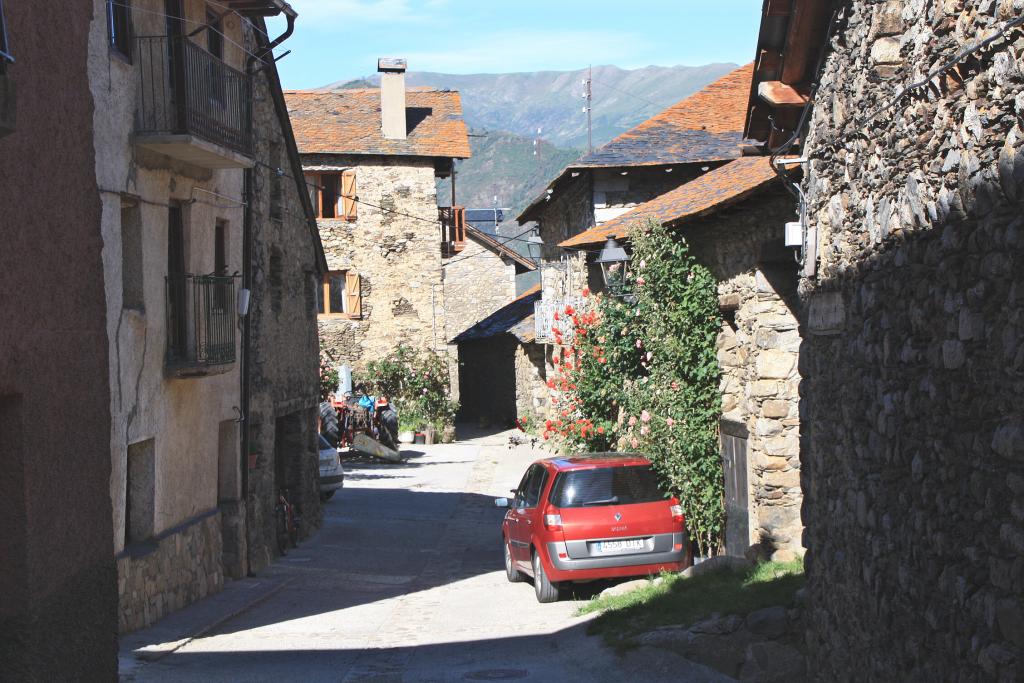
[398,431,415,444]
[413,432,426,445]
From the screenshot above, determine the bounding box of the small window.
[126,438,155,546]
[206,9,223,60]
[106,0,132,61]
[317,270,361,318]
[121,199,144,311]
[214,220,227,275]
[320,173,339,219]
[0,0,13,74]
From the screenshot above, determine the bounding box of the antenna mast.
[583,66,593,153]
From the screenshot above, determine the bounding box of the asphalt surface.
[125,429,730,683]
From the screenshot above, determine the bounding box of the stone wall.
[242,45,324,576]
[685,190,803,559]
[313,154,448,375]
[514,341,549,426]
[443,236,517,342]
[117,511,222,633]
[798,2,1024,679]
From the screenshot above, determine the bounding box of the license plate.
[597,539,645,553]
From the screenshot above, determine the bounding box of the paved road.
[126,429,727,683]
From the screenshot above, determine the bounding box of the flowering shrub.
[364,345,458,431]
[319,356,339,402]
[544,220,723,555]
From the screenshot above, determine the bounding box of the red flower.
[581,287,590,297]
[564,305,576,315]
[597,426,605,434]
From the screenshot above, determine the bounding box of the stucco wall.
[0,2,117,679]
[685,190,803,558]
[312,155,447,375]
[88,0,246,631]
[797,1,1024,679]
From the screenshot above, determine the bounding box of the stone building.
[285,60,471,381]
[85,0,320,633]
[745,0,1024,679]
[452,285,549,428]
[0,2,118,678]
[561,157,803,560]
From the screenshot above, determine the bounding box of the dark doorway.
[721,420,750,557]
[457,335,518,428]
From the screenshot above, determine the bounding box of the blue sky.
[267,1,763,89]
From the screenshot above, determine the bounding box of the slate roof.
[284,88,471,159]
[559,156,778,248]
[464,225,536,272]
[518,63,755,223]
[452,284,541,343]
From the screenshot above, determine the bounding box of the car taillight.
[669,497,685,524]
[543,505,562,531]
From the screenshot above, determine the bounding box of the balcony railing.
[534,296,585,344]
[166,274,237,376]
[440,206,466,256]
[136,35,253,160]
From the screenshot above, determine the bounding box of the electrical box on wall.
[785,221,803,248]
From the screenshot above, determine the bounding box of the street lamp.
[526,229,544,264]
[594,237,631,295]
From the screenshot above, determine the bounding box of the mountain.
[330,63,739,150]
[330,64,739,223]
[446,129,580,218]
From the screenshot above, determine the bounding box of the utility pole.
[584,65,593,154]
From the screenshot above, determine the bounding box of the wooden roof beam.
[757,81,809,106]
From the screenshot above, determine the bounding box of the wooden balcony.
[440,206,467,256]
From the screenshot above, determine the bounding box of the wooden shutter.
[305,174,319,217]
[344,271,361,318]
[341,170,357,221]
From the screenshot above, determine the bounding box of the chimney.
[378,57,407,140]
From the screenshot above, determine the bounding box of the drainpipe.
[240,167,253,506]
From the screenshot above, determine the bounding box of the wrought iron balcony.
[165,274,237,377]
[440,206,466,256]
[135,36,253,169]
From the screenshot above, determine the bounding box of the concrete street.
[122,429,728,682]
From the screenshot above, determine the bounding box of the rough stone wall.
[443,236,517,341]
[592,165,711,224]
[798,2,1024,679]
[514,342,549,425]
[116,511,222,633]
[536,173,594,261]
[242,43,323,576]
[685,190,803,558]
[313,154,448,376]
[0,2,117,678]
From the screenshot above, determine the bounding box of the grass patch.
[580,559,805,647]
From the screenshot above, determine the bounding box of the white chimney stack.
[378,57,407,140]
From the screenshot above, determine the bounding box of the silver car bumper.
[546,532,686,571]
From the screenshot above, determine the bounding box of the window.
[317,270,361,318]
[0,0,12,74]
[206,9,223,60]
[306,170,357,220]
[125,439,155,546]
[548,465,667,508]
[513,465,548,509]
[106,0,132,61]
[214,220,227,275]
[121,199,144,311]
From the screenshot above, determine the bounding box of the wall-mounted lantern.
[526,230,544,264]
[594,237,630,296]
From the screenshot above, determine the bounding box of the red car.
[496,453,692,603]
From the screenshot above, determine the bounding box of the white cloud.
[384,29,641,74]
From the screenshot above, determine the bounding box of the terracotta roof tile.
[559,156,777,248]
[518,64,754,223]
[574,63,755,168]
[284,88,471,159]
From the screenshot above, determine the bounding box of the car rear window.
[549,465,667,508]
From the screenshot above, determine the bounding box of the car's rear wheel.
[320,490,335,502]
[533,550,560,603]
[504,538,524,583]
